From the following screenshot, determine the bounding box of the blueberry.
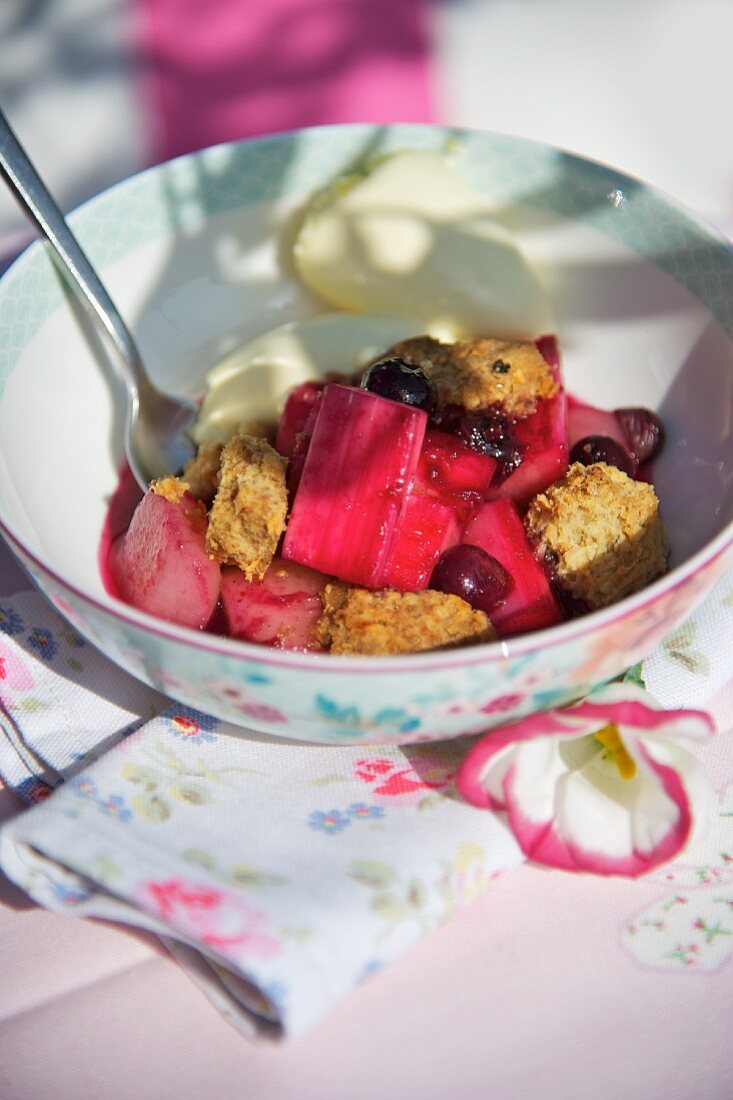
[569,435,636,477]
[361,357,437,413]
[615,407,665,463]
[431,544,513,616]
[454,411,523,479]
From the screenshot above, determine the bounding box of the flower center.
[593,723,636,780]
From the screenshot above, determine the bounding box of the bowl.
[1,123,732,745]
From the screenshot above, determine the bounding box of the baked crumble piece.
[149,476,190,504]
[317,583,497,656]
[524,461,669,610]
[182,441,224,504]
[384,334,557,416]
[205,434,288,579]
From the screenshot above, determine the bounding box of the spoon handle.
[0,106,148,394]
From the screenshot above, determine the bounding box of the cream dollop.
[293,149,552,339]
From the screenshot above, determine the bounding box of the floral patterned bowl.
[1,124,732,744]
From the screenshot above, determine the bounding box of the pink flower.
[458,684,715,878]
[0,642,35,694]
[137,878,281,959]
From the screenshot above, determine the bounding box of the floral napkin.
[1,569,732,1038]
[0,591,523,1039]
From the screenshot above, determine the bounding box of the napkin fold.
[0,592,522,1038]
[1,566,732,1038]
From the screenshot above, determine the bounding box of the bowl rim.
[1,121,733,674]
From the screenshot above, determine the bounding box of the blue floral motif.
[0,604,23,636]
[165,705,219,743]
[314,695,422,737]
[27,626,58,661]
[49,879,92,906]
[347,803,385,822]
[308,809,351,835]
[100,794,133,822]
[69,775,132,822]
[357,959,383,984]
[71,774,99,800]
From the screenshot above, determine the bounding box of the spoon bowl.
[0,107,196,489]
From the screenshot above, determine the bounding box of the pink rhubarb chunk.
[275,380,324,460]
[111,488,221,630]
[379,493,461,592]
[567,395,628,453]
[415,429,498,521]
[462,499,562,636]
[282,383,427,587]
[496,376,568,505]
[220,558,327,650]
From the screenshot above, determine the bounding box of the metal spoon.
[0,107,196,489]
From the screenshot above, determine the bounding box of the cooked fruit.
[275,380,324,459]
[282,383,427,587]
[567,395,627,452]
[361,357,437,413]
[378,493,461,592]
[495,386,568,504]
[415,428,499,518]
[615,406,665,464]
[569,435,636,477]
[110,484,220,630]
[430,544,513,617]
[220,558,327,650]
[462,499,562,636]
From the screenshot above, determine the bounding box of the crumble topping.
[205,434,288,579]
[182,441,224,505]
[317,583,497,656]
[524,461,669,610]
[384,334,558,416]
[149,476,190,504]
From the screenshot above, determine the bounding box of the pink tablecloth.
[1,1,732,1096]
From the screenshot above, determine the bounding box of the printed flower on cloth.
[457,683,715,877]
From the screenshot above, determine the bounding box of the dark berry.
[454,411,523,480]
[569,435,636,477]
[430,544,513,616]
[491,359,511,374]
[361,357,437,413]
[615,407,665,464]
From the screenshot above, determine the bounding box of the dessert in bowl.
[0,123,732,744]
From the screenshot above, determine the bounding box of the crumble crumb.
[182,441,224,505]
[149,476,190,504]
[205,434,288,579]
[317,583,497,656]
[384,334,557,416]
[524,462,669,610]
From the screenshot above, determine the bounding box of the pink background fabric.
[1,0,733,1095]
[135,0,436,162]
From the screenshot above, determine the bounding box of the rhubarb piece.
[317,583,497,656]
[463,499,562,636]
[415,429,499,517]
[220,558,327,650]
[496,385,569,505]
[524,462,669,610]
[275,381,324,460]
[287,398,321,493]
[378,493,461,592]
[206,435,288,580]
[110,479,220,630]
[282,384,427,587]
[567,395,628,453]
